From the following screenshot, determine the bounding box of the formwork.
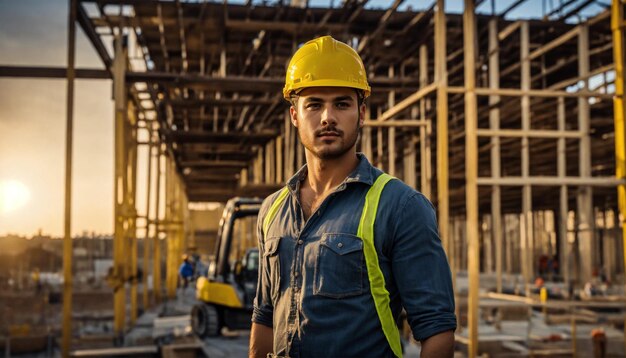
[1,0,625,356]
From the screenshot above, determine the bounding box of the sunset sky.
[0,1,114,237]
[0,0,607,237]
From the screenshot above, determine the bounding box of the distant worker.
[179,254,194,291]
[249,36,456,358]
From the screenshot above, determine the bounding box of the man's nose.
[320,105,337,126]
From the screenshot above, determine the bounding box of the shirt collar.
[286,153,376,193]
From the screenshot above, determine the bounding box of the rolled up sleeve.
[391,193,456,341]
[251,206,274,328]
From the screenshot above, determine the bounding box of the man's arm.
[388,192,457,351]
[420,330,454,358]
[250,201,275,358]
[249,323,273,358]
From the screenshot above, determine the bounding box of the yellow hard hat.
[283,36,371,100]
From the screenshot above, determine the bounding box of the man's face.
[290,87,365,161]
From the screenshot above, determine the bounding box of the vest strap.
[263,187,289,237]
[357,173,402,357]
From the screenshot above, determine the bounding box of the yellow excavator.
[191,197,262,337]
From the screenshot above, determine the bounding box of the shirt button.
[294,272,299,278]
[297,239,303,245]
[338,243,343,248]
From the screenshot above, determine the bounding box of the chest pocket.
[264,236,281,301]
[314,233,366,298]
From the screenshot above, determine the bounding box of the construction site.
[1,0,626,357]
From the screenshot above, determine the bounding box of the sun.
[0,180,31,215]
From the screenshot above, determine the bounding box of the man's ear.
[358,103,366,128]
[289,106,299,127]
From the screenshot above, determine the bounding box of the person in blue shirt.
[179,254,194,290]
[249,36,456,358]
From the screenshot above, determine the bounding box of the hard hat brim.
[283,79,371,100]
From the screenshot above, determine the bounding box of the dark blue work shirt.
[252,154,456,357]
[179,261,193,278]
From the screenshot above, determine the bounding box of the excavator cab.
[191,197,262,337]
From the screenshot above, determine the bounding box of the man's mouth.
[317,131,340,137]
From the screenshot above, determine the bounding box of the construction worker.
[249,36,456,357]
[179,254,194,291]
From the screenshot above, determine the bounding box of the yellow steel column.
[143,123,153,311]
[577,23,594,285]
[419,45,431,198]
[166,155,177,299]
[388,65,396,177]
[488,18,503,294]
[520,21,533,296]
[435,0,458,336]
[165,156,173,299]
[276,136,284,183]
[62,0,77,356]
[464,1,480,357]
[113,31,128,343]
[175,172,183,285]
[611,0,626,353]
[128,104,139,325]
[154,145,163,304]
[435,0,450,265]
[173,159,181,298]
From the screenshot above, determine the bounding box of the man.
[249,36,456,358]
[179,254,194,291]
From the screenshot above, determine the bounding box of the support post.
[610,2,626,351]
[520,21,534,296]
[419,45,431,197]
[62,0,77,355]
[489,18,503,293]
[277,136,283,182]
[165,157,172,298]
[388,65,396,176]
[113,30,128,343]
[577,23,594,284]
[364,107,373,160]
[435,0,451,269]
[143,125,153,311]
[166,156,177,299]
[153,146,163,304]
[285,110,294,179]
[406,107,418,189]
[255,148,263,184]
[377,117,384,170]
[557,97,570,287]
[128,104,139,325]
[464,1,479,356]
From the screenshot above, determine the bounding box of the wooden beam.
[180,160,248,168]
[164,130,278,144]
[0,66,110,79]
[463,1,480,357]
[77,2,112,69]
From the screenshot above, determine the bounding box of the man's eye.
[336,102,350,109]
[306,103,321,109]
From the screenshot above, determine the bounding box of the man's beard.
[298,121,360,160]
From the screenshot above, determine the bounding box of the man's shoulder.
[377,174,434,211]
[259,186,290,219]
[378,173,417,197]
